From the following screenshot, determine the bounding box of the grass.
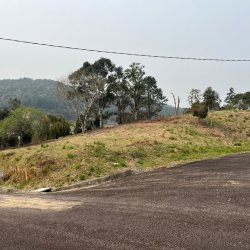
[0,110,250,190]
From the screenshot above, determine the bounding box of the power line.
[0,37,250,62]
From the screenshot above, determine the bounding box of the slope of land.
[0,110,249,190]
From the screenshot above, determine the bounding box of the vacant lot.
[0,153,249,249]
[0,110,249,190]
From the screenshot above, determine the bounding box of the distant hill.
[0,78,182,120]
[0,78,74,119]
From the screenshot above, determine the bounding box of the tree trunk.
[172,93,177,116]
[121,111,124,124]
[99,110,103,128]
[117,105,122,124]
[172,93,180,116]
[148,103,151,119]
[82,108,90,133]
[75,114,83,133]
[80,119,85,133]
[134,110,138,121]
[177,96,180,115]
[147,92,151,119]
[120,106,127,124]
[83,115,87,132]
[82,99,95,133]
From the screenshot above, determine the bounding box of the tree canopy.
[57,58,167,132]
[0,106,70,148]
[203,87,221,111]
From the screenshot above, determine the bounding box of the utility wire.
[0,37,250,62]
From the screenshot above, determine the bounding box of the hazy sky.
[0,0,250,106]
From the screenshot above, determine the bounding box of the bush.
[191,102,208,119]
[0,107,71,148]
[47,115,71,139]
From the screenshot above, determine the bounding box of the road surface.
[0,153,250,249]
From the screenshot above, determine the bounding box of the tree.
[91,58,115,128]
[232,91,250,110]
[56,78,82,128]
[171,93,181,116]
[58,62,99,132]
[57,58,115,132]
[0,107,70,148]
[57,58,167,128]
[107,67,131,124]
[47,114,71,139]
[8,98,21,111]
[70,63,99,132]
[188,89,201,107]
[125,63,146,120]
[203,87,221,111]
[224,87,236,108]
[242,92,250,109]
[0,107,46,146]
[143,76,167,119]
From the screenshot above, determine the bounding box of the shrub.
[0,107,71,148]
[191,102,208,119]
[67,153,75,159]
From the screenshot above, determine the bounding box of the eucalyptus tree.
[224,87,236,108]
[125,63,146,120]
[57,58,115,132]
[56,76,83,128]
[143,76,167,119]
[107,67,130,124]
[70,61,102,132]
[240,92,250,109]
[231,91,250,110]
[188,89,202,107]
[90,58,115,128]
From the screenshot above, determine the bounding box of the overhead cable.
[0,37,250,62]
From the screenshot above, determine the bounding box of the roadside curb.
[54,169,140,192]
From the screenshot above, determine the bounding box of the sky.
[0,0,250,106]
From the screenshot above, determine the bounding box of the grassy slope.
[0,110,250,190]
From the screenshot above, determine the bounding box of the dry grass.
[206,110,250,138]
[0,111,249,190]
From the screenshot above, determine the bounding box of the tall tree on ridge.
[203,86,221,111]
[108,67,130,124]
[57,58,115,132]
[91,58,115,128]
[224,87,236,108]
[125,63,146,120]
[188,89,201,107]
[143,76,167,119]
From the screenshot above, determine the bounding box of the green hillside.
[0,78,74,120]
[0,110,249,190]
